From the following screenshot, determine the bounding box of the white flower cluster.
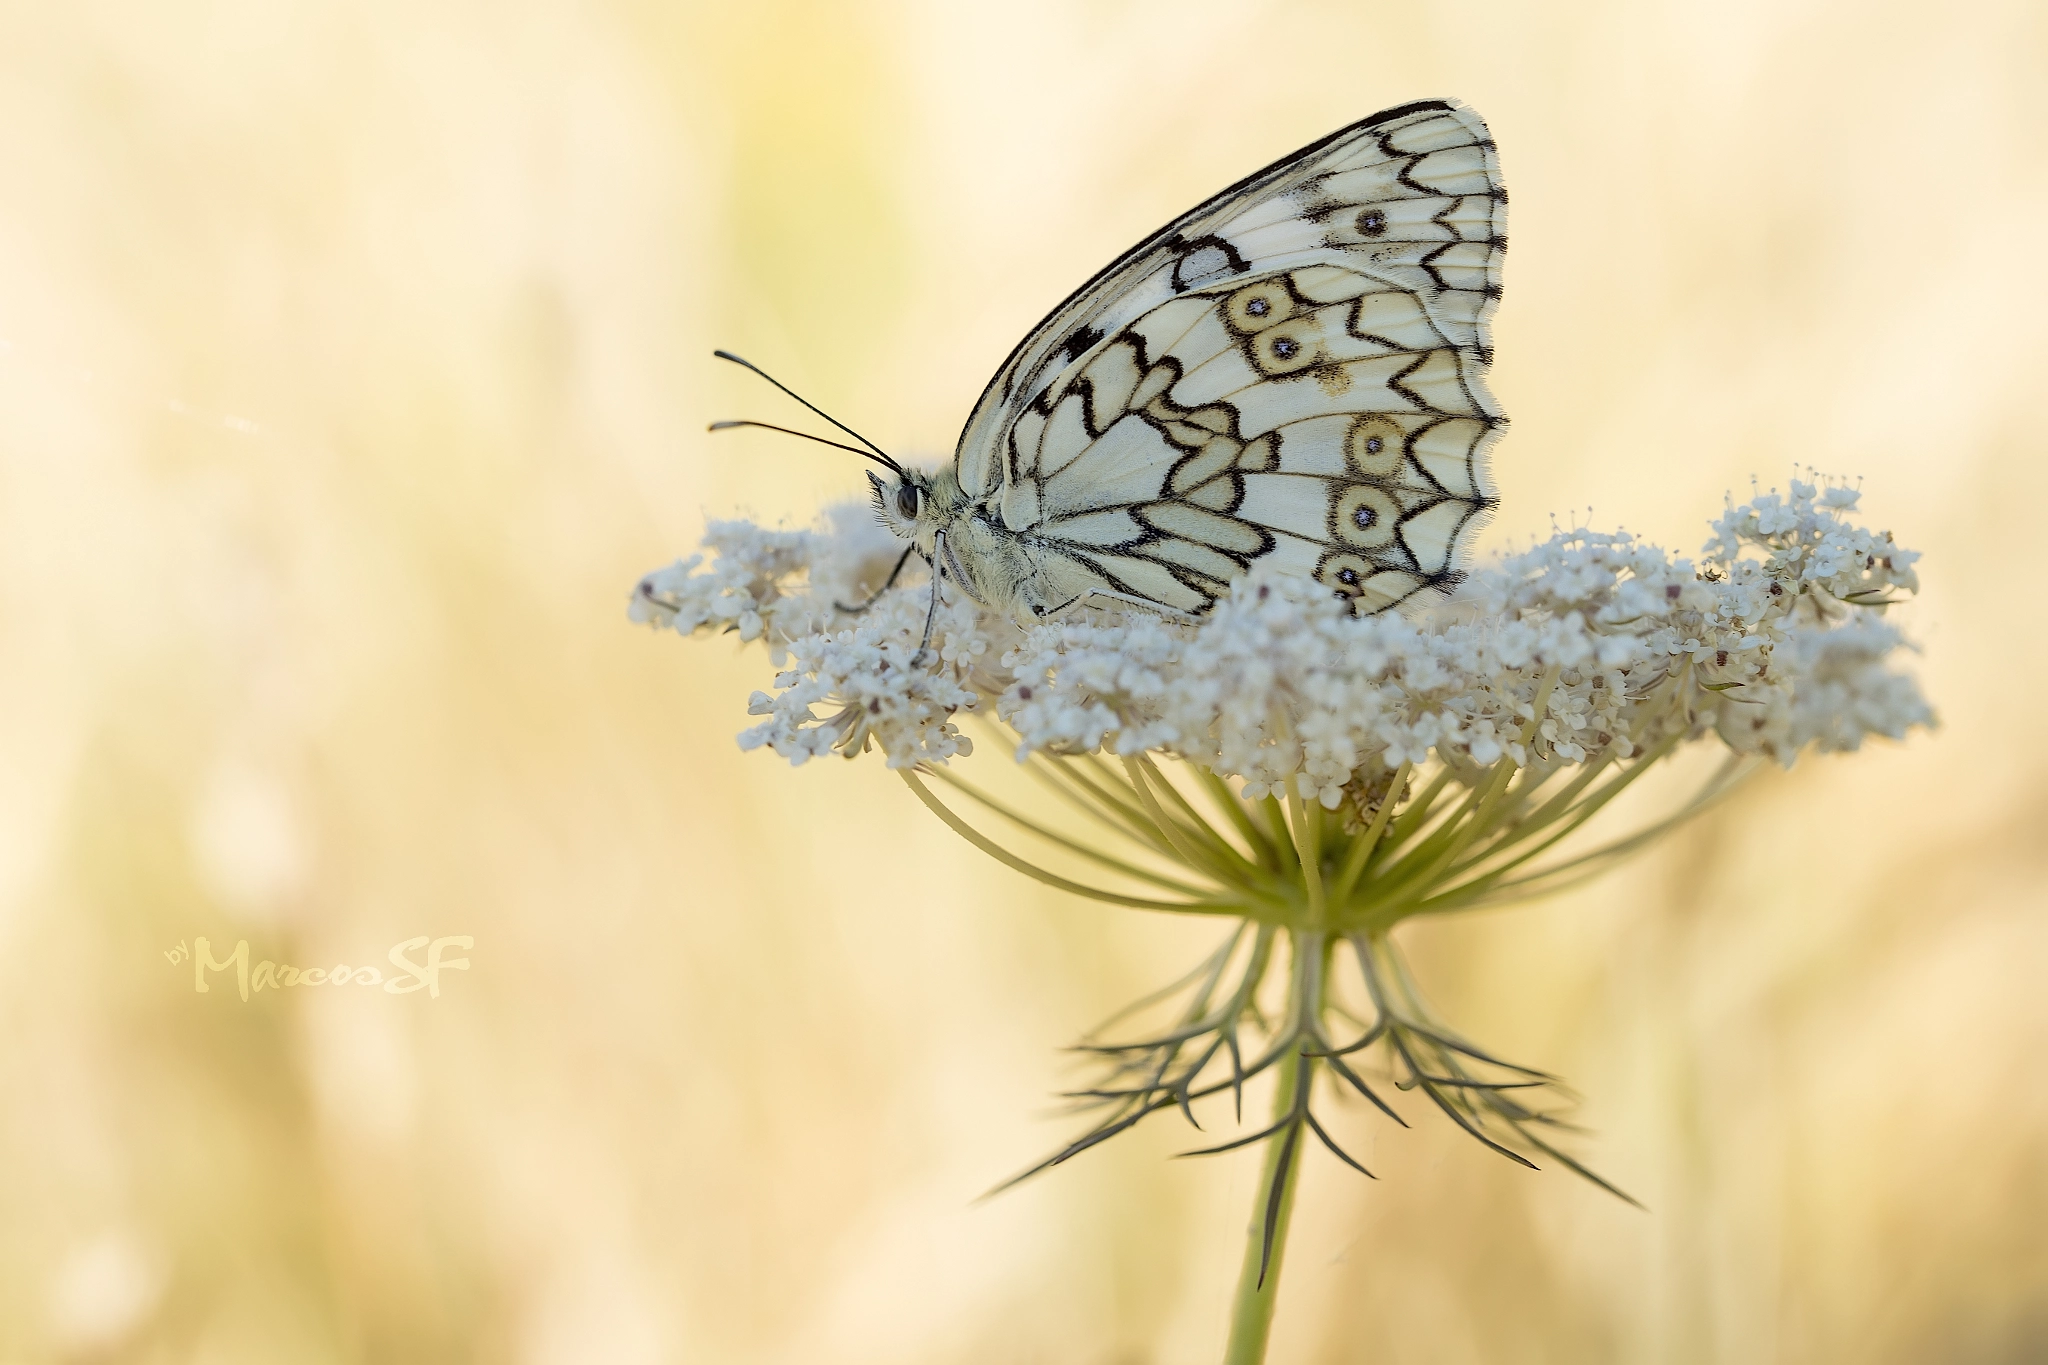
[632,478,1932,789]
[1000,578,1639,805]
[739,586,987,768]
[627,504,909,645]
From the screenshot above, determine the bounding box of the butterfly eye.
[896,484,921,519]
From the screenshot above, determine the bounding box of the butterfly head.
[868,466,960,546]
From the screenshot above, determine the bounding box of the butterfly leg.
[1029,593,1084,618]
[834,544,918,615]
[912,532,946,667]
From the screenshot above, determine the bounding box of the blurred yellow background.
[2,2,2042,1361]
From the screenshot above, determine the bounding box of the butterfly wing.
[956,99,1505,615]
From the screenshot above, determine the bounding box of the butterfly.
[720,98,1504,628]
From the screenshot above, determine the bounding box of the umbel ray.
[710,98,1506,649]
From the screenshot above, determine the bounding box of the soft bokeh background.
[2,2,2042,1361]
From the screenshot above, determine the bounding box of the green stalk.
[1379,764,1456,849]
[1327,759,1410,908]
[1193,767,1279,869]
[898,771,1243,916]
[1023,752,1162,845]
[1286,793,1328,931]
[924,766,1214,896]
[1221,1044,1307,1365]
[1125,757,1250,887]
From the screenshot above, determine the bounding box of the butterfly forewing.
[954,98,1505,617]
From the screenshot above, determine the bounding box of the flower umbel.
[632,475,1932,1320]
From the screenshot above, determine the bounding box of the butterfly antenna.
[711,350,903,474]
[706,419,904,475]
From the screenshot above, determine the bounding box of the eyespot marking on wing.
[1332,484,1399,550]
[1318,556,1424,612]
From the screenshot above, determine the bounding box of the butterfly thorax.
[870,466,1089,619]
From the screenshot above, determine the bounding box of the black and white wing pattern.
[957,98,1505,615]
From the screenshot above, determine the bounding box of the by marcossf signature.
[163,936,473,1001]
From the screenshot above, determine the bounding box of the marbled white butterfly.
[721,98,1504,628]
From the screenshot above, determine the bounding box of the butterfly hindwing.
[1005,258,1500,615]
[954,98,1505,616]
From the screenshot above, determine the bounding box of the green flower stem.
[1253,795,1294,870]
[1194,766,1281,869]
[1222,1043,1307,1365]
[1327,758,1409,906]
[1286,793,1328,930]
[1125,757,1248,887]
[898,770,1241,915]
[1383,764,1454,847]
[925,765,1214,896]
[1034,752,1165,848]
